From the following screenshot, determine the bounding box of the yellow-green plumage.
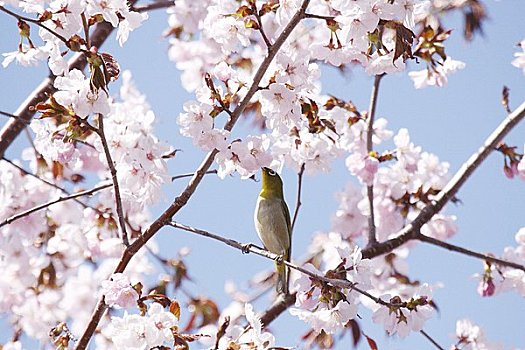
[254,167,291,294]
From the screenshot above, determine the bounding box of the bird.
[254,167,292,294]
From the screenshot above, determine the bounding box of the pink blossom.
[101,273,139,309]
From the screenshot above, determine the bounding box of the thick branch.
[365,74,384,248]
[362,100,525,259]
[259,293,296,328]
[73,2,311,348]
[0,0,154,158]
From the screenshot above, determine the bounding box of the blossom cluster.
[0,0,523,348]
[475,227,525,298]
[451,319,504,350]
[0,158,154,342]
[2,0,147,69]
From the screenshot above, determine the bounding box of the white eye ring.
[268,169,277,176]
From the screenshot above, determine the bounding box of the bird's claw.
[274,254,284,265]
[241,243,252,254]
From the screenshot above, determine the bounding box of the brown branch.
[131,0,175,12]
[362,99,525,259]
[420,330,445,350]
[171,169,218,181]
[365,74,384,248]
[169,221,400,308]
[290,163,305,233]
[0,182,111,228]
[95,114,129,246]
[418,233,525,271]
[259,292,296,327]
[0,0,149,158]
[0,111,30,125]
[80,13,90,48]
[0,5,68,43]
[304,13,334,21]
[2,157,98,210]
[253,4,272,51]
[73,2,311,348]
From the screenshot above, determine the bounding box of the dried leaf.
[385,21,415,63]
[170,300,181,320]
[502,86,511,113]
[346,319,361,347]
[363,333,378,350]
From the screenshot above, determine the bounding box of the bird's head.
[260,167,284,197]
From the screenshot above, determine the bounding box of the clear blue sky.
[1,1,525,349]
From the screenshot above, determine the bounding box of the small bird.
[254,167,292,294]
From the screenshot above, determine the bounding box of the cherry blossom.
[100,273,139,309]
[108,303,177,350]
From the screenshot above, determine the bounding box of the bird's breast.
[254,196,290,255]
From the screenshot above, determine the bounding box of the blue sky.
[1,1,525,348]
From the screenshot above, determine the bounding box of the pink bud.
[477,278,495,297]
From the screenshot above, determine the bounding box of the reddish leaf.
[346,319,361,347]
[363,333,378,350]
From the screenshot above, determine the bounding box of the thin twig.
[304,13,334,21]
[0,0,150,158]
[73,2,311,349]
[290,163,305,233]
[171,169,217,181]
[0,111,30,125]
[253,4,272,51]
[2,157,97,210]
[362,100,525,259]
[81,13,90,48]
[95,113,128,246]
[131,0,175,12]
[365,74,384,248]
[420,330,445,350]
[418,233,525,271]
[0,5,68,43]
[169,221,400,308]
[0,182,111,228]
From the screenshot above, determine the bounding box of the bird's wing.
[281,198,292,261]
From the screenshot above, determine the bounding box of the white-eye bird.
[254,167,292,294]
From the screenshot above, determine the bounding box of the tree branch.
[0,182,111,228]
[420,329,445,350]
[0,0,152,158]
[169,221,402,309]
[131,0,174,12]
[73,2,311,348]
[418,233,525,271]
[290,163,305,233]
[365,74,384,248]
[2,157,98,211]
[0,5,68,43]
[253,3,272,51]
[362,100,525,259]
[95,114,128,246]
[171,169,218,181]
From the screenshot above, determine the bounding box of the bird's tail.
[275,259,289,295]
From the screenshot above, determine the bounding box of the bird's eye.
[268,169,277,176]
